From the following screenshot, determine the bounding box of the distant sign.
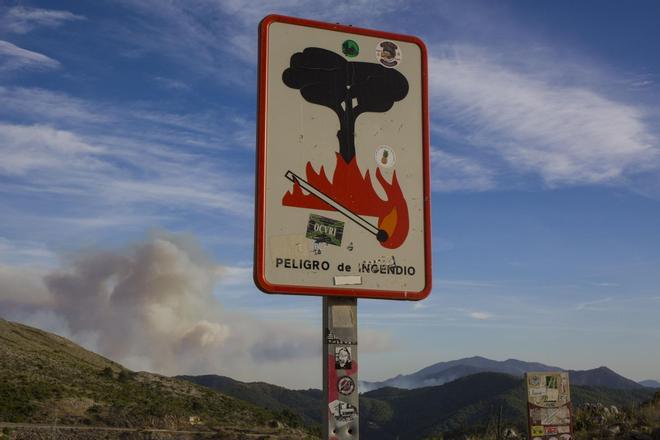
[254,14,431,300]
[525,372,573,440]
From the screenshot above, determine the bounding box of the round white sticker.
[375,145,396,168]
[376,41,402,68]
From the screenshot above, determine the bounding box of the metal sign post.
[323,297,358,439]
[255,14,431,440]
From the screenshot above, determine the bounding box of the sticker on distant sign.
[528,374,542,387]
[531,426,544,436]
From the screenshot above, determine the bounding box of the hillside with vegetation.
[182,371,657,439]
[178,374,322,428]
[0,318,315,439]
[359,373,657,439]
[2,317,657,440]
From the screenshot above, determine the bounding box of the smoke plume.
[0,232,327,387]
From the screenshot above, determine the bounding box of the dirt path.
[0,422,312,439]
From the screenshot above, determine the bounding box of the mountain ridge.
[183,371,656,439]
[361,355,644,392]
[640,379,660,388]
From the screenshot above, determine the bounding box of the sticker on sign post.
[254,14,431,300]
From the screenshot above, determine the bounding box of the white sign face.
[255,15,431,300]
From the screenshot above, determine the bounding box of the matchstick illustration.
[285,170,389,243]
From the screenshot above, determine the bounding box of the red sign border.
[254,14,432,300]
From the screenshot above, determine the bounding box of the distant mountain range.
[2,317,657,440]
[360,355,646,392]
[640,379,660,388]
[183,371,656,440]
[359,373,655,440]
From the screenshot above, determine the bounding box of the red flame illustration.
[283,153,409,248]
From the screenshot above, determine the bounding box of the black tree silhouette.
[283,47,409,164]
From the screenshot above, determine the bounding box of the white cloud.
[218,265,253,287]
[0,86,255,219]
[574,297,613,311]
[429,45,658,187]
[1,6,85,34]
[412,302,427,310]
[0,121,252,217]
[0,40,59,71]
[430,148,495,192]
[0,86,254,151]
[215,0,407,26]
[153,76,191,91]
[0,237,56,267]
[0,87,107,123]
[114,0,407,84]
[0,123,103,175]
[468,311,493,320]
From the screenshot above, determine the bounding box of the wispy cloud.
[0,123,103,175]
[574,297,613,311]
[430,148,495,192]
[429,45,658,188]
[153,76,191,91]
[0,237,56,267]
[0,86,108,123]
[0,87,254,221]
[468,311,492,320]
[0,121,252,217]
[0,40,59,71]
[0,86,254,151]
[113,0,408,85]
[0,6,85,34]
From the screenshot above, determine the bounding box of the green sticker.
[342,40,359,58]
[306,214,344,246]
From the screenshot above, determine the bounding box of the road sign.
[525,372,574,440]
[254,14,431,300]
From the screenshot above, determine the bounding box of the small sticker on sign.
[328,400,357,422]
[335,346,352,369]
[327,330,355,345]
[529,374,542,387]
[337,376,356,395]
[376,41,401,68]
[333,275,362,286]
[306,214,344,246]
[342,39,359,58]
[375,145,396,168]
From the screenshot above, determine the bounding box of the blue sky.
[1,0,659,388]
